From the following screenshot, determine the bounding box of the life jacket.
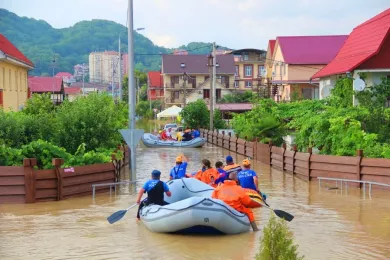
[161,131,168,140]
[195,168,219,187]
[146,181,165,206]
[223,163,242,178]
[211,180,252,208]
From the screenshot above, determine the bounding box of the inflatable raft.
[139,196,250,235]
[141,133,206,148]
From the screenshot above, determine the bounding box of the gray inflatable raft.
[139,178,250,235]
[141,133,206,148]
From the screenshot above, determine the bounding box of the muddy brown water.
[1,143,390,259]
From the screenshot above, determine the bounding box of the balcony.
[234,55,266,63]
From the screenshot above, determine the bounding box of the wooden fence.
[0,145,129,204]
[200,129,390,188]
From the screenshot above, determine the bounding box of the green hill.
[0,8,229,76]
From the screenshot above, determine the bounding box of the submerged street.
[1,141,390,260]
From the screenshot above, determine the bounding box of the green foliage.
[54,93,127,153]
[23,93,56,115]
[213,109,227,129]
[329,77,353,108]
[0,9,230,75]
[256,214,304,260]
[218,91,256,103]
[180,100,210,129]
[136,100,153,119]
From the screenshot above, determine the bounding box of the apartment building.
[89,51,120,84]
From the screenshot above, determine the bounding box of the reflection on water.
[1,140,390,259]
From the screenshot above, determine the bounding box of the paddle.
[107,203,138,224]
[251,191,294,222]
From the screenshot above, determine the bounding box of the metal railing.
[317,177,390,199]
[91,180,138,198]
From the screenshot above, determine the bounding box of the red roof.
[312,8,390,79]
[277,35,348,65]
[64,87,81,94]
[148,71,163,87]
[269,40,276,56]
[28,77,63,92]
[0,34,34,67]
[55,72,73,78]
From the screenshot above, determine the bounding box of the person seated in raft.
[136,170,172,220]
[192,128,200,138]
[160,129,168,140]
[223,155,242,180]
[194,159,220,187]
[166,127,175,140]
[214,161,228,185]
[182,129,193,141]
[176,129,183,141]
[237,159,259,192]
[169,155,189,180]
[212,172,259,232]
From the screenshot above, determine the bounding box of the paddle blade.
[274,209,294,222]
[107,209,128,224]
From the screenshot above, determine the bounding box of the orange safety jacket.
[211,180,255,222]
[194,168,220,187]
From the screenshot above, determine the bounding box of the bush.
[256,214,304,260]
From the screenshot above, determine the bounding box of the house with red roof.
[161,54,235,108]
[312,8,390,101]
[265,40,276,79]
[28,76,65,105]
[0,34,35,111]
[64,87,82,101]
[270,35,348,101]
[55,72,75,85]
[147,71,164,101]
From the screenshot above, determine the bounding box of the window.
[245,81,252,88]
[235,65,239,76]
[174,76,179,84]
[0,90,3,107]
[244,65,253,77]
[234,80,239,88]
[203,89,210,99]
[174,91,179,99]
[216,89,221,100]
[9,69,11,90]
[243,52,249,61]
[258,65,264,77]
[302,88,313,99]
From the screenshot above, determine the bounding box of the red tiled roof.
[312,8,390,79]
[28,77,63,92]
[162,54,235,74]
[64,87,81,94]
[277,35,348,65]
[207,103,252,111]
[269,40,276,56]
[148,71,163,87]
[0,34,34,67]
[55,72,73,78]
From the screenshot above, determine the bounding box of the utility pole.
[208,54,213,130]
[111,59,115,99]
[136,77,139,104]
[182,73,187,108]
[51,54,57,103]
[118,36,122,101]
[209,42,216,131]
[128,0,137,181]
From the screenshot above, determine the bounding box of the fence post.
[307,147,312,180]
[52,158,64,201]
[268,141,273,166]
[282,143,286,171]
[24,158,36,203]
[356,149,363,188]
[292,145,297,175]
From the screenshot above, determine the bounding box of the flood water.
[1,122,390,259]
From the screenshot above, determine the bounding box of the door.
[0,89,3,107]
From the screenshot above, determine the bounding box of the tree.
[256,214,304,260]
[180,100,210,129]
[136,100,153,118]
[218,91,256,103]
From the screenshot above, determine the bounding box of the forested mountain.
[0,9,229,76]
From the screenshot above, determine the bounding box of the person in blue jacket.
[214,161,228,185]
[136,170,171,220]
[169,155,189,180]
[237,159,258,191]
[192,128,200,138]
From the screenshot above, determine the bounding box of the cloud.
[146,33,178,48]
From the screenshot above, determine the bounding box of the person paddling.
[214,161,228,185]
[237,159,259,192]
[136,170,171,220]
[169,155,189,180]
[212,172,259,231]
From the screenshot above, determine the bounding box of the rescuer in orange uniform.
[194,159,220,187]
[212,172,259,231]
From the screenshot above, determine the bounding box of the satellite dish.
[321,85,331,98]
[353,77,366,91]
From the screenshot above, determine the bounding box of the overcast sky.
[1,0,389,49]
